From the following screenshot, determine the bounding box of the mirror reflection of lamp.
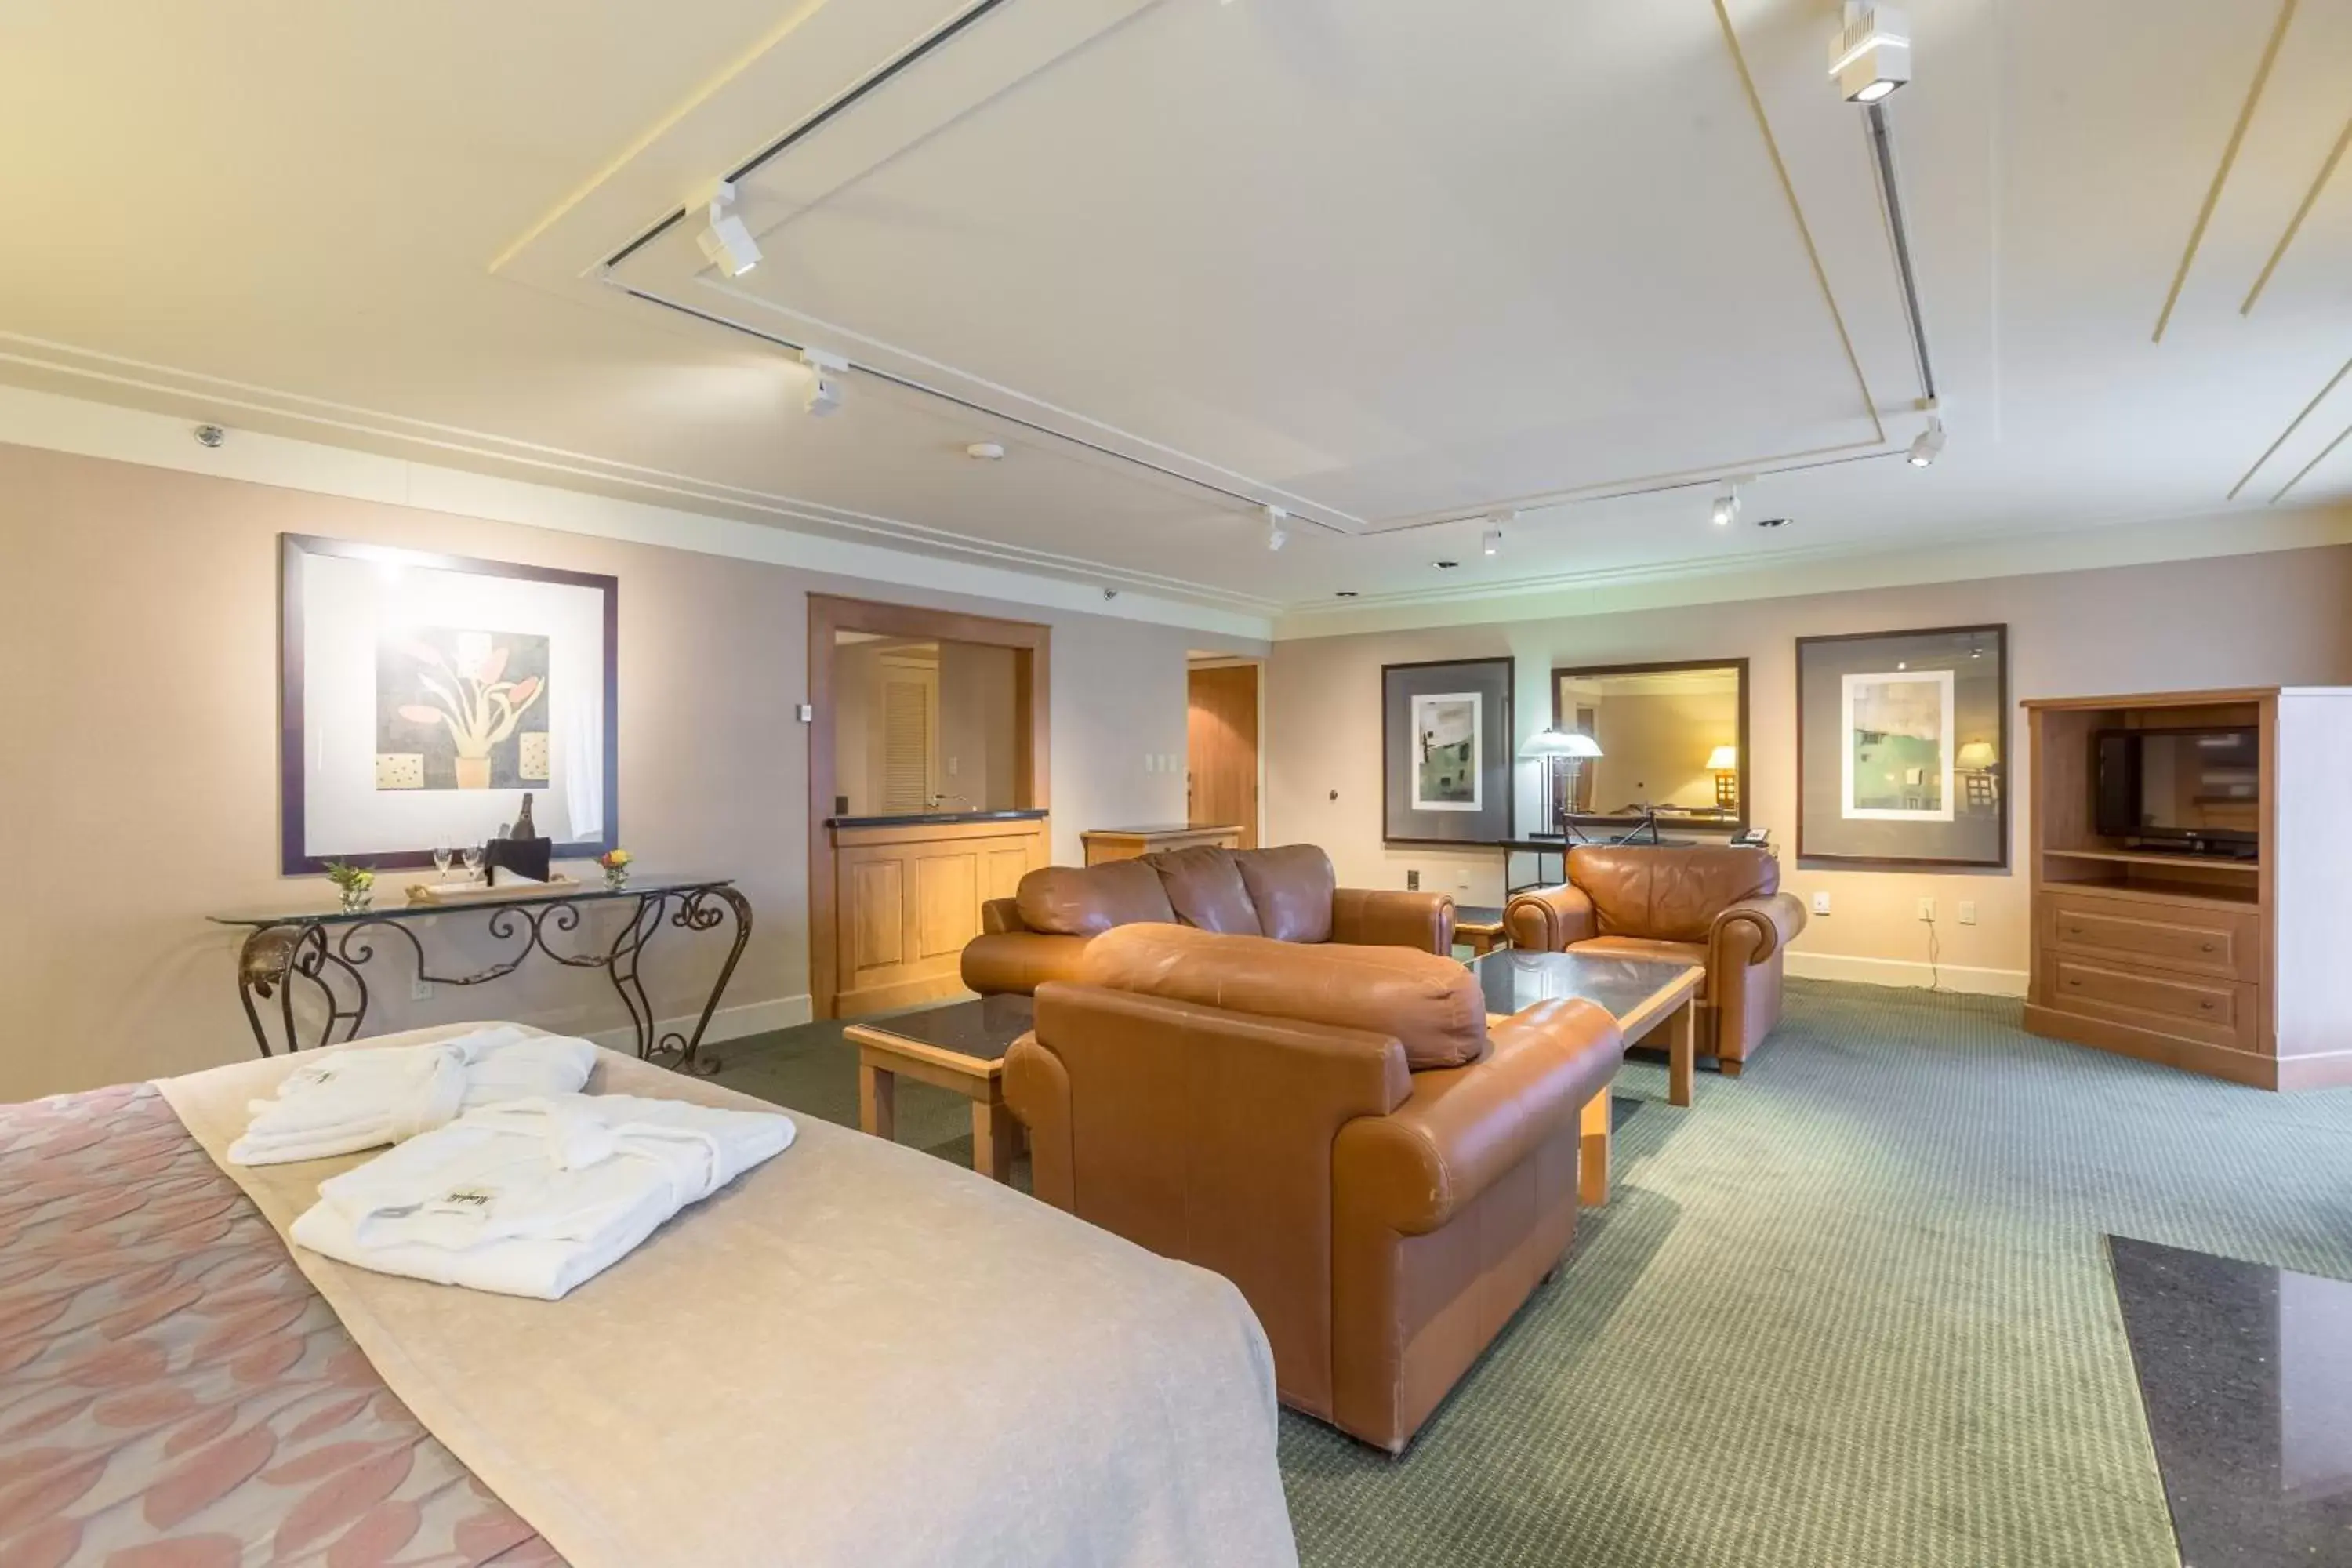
[1957,739,2000,810]
[1706,745,1740,813]
[1522,728,1603,835]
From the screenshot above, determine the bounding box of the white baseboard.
[586,994,814,1055]
[1784,951,2027,997]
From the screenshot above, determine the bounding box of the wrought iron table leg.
[652,885,753,1075]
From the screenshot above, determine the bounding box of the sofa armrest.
[960,931,1088,996]
[1330,889,1455,954]
[979,896,1025,936]
[1711,891,1807,967]
[1332,998,1622,1237]
[1504,884,1596,953]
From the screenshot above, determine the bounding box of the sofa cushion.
[1566,845,1778,943]
[1015,861,1178,938]
[1077,924,1486,1069]
[1146,845,1264,935]
[1232,844,1338,944]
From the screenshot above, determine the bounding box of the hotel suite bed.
[0,1025,1298,1567]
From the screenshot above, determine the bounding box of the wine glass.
[460,845,483,881]
[431,844,454,877]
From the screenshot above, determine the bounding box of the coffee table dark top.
[849,993,1036,1064]
[1469,948,1702,1025]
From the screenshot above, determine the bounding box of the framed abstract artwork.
[1795,624,2008,868]
[1382,657,1514,845]
[279,534,619,874]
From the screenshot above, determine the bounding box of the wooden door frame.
[810,594,1050,1020]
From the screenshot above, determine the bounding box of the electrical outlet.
[1406,869,1421,891]
[1957,900,1977,926]
[410,976,433,1003]
[1916,897,1936,923]
[1812,891,1831,915]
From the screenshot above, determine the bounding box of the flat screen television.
[2093,728,2259,854]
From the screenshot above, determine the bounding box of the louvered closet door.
[880,674,934,812]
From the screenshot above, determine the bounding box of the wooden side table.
[844,994,1036,1182]
[1454,904,1509,956]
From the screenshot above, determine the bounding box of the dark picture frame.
[279,533,620,874]
[1795,623,2009,868]
[1552,658,1751,834]
[1382,656,1515,845]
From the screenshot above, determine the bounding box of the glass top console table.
[209,875,752,1073]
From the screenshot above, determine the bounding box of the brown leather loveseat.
[961,843,1454,996]
[1004,923,1624,1454]
[1504,844,1806,1074]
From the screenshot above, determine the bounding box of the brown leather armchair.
[1504,844,1806,1074]
[1004,924,1624,1454]
[962,843,1454,996]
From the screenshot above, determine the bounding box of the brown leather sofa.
[1503,844,1806,1074]
[961,843,1454,996]
[1004,923,1624,1454]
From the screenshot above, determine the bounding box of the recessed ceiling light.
[1335,590,1358,598]
[1433,560,1459,570]
[964,441,1005,461]
[1755,516,1789,528]
[695,180,763,278]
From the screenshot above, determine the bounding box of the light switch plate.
[1812,891,1831,915]
[1957,900,1977,925]
[795,702,814,723]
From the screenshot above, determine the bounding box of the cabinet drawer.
[2043,895,2259,982]
[2043,951,2258,1051]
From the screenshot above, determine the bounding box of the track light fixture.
[1830,4,1911,103]
[696,180,763,278]
[1907,414,1946,467]
[800,349,845,417]
[1711,482,1742,528]
[1265,505,1290,552]
[1482,510,1513,557]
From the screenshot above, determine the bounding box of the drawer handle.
[2201,942,2216,953]
[2201,1000,2216,1011]
[2067,926,2083,935]
[2067,978,2082,988]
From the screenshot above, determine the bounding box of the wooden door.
[1188,664,1260,849]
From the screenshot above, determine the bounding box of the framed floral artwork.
[279,534,619,873]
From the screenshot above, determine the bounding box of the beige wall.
[0,442,1216,1098]
[1267,545,2352,990]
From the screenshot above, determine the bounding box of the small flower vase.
[603,866,630,893]
[338,885,372,915]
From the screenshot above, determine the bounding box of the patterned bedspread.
[0,1082,561,1566]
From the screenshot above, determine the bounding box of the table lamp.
[1706,745,1740,812]
[1522,728,1603,835]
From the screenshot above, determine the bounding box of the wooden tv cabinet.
[2021,688,2352,1090]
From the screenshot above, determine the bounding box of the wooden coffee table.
[844,994,1036,1183]
[1468,949,1706,1206]
[1454,904,1509,957]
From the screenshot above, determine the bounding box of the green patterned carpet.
[715,980,2352,1568]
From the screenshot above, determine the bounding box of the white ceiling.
[5,0,2351,627]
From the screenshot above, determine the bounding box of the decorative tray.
[404,874,582,906]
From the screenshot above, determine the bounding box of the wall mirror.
[1550,659,1750,836]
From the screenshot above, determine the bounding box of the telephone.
[1730,826,1772,849]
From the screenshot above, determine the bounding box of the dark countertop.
[826,808,1049,829]
[1082,824,1243,837]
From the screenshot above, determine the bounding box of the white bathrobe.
[229,1026,598,1166]
[289,1093,796,1300]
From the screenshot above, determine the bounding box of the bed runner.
[0,1080,558,1566]
[155,1032,1299,1568]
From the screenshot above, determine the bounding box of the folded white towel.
[289,1093,794,1300]
[229,1027,598,1167]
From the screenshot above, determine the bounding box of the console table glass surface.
[209,874,751,1071]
